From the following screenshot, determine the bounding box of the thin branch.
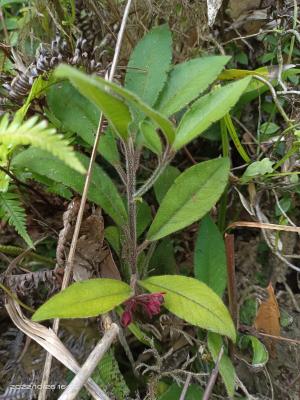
[179,373,192,400]
[134,147,173,199]
[38,1,133,398]
[255,201,300,273]
[227,220,300,233]
[58,324,119,400]
[253,75,291,125]
[203,346,224,400]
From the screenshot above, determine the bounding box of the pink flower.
[120,292,165,327]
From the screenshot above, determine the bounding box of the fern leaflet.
[0,190,33,247]
[0,114,85,173]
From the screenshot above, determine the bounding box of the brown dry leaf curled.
[254,282,280,357]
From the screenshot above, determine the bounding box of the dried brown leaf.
[254,283,280,357]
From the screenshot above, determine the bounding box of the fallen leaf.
[254,283,280,357]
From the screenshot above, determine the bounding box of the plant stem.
[218,119,229,232]
[203,346,224,400]
[0,244,54,266]
[134,147,173,199]
[59,324,119,400]
[125,138,138,287]
[0,282,35,313]
[225,234,238,330]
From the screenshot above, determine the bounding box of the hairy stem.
[134,147,174,199]
[125,138,138,287]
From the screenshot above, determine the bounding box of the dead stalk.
[179,373,192,400]
[58,324,119,400]
[202,346,224,400]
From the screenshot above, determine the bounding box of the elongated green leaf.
[16,75,56,122]
[147,158,230,241]
[223,114,250,163]
[125,24,172,108]
[208,332,235,397]
[55,65,176,144]
[173,77,251,150]
[139,120,162,155]
[140,275,236,341]
[154,165,181,204]
[194,215,227,297]
[47,81,120,165]
[54,73,132,140]
[157,56,230,116]
[32,279,132,321]
[239,335,269,368]
[12,148,127,226]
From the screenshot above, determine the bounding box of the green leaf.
[139,120,162,155]
[208,332,235,397]
[105,226,121,255]
[154,165,181,204]
[147,158,230,241]
[136,200,152,238]
[158,383,203,400]
[32,279,132,321]
[47,81,120,165]
[223,113,250,163]
[238,335,269,368]
[54,73,132,141]
[16,75,56,122]
[55,65,176,144]
[173,77,251,150]
[242,157,274,181]
[0,114,85,174]
[140,275,236,341]
[125,24,172,108]
[157,56,230,116]
[12,148,127,227]
[239,298,257,325]
[0,190,33,247]
[275,195,291,216]
[149,238,177,275]
[259,122,280,136]
[194,215,227,297]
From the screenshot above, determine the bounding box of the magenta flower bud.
[121,309,133,327]
[120,292,165,326]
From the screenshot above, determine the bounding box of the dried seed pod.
[1,3,118,105]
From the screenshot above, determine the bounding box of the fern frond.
[0,114,85,174]
[0,190,33,248]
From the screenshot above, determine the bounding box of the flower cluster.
[121,292,165,327]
